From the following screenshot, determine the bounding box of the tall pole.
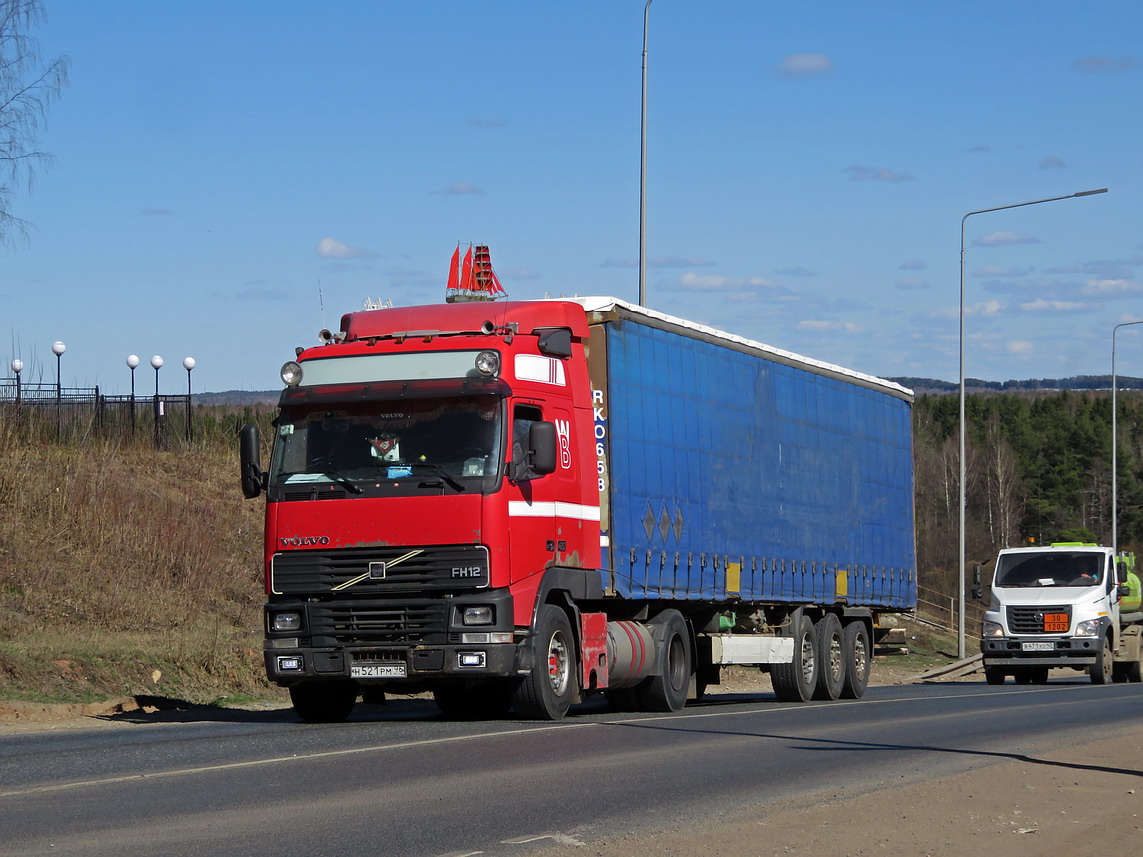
[151,355,164,449]
[958,187,1107,658]
[638,0,652,307]
[10,359,22,405]
[127,355,140,438]
[183,357,196,443]
[52,340,66,441]
[1112,321,1143,554]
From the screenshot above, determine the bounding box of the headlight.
[982,620,1004,638]
[281,361,303,386]
[271,611,303,632]
[462,606,494,625]
[1075,619,1100,637]
[474,350,500,377]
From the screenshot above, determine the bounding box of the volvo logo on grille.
[279,536,330,547]
[369,562,387,579]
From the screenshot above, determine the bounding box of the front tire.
[290,680,357,723]
[984,666,1006,685]
[513,604,577,720]
[772,615,817,702]
[1091,636,1114,684]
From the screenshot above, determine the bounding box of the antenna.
[318,282,326,328]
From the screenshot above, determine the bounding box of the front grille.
[272,544,489,594]
[308,599,448,646]
[1006,604,1071,634]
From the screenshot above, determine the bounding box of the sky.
[2,1,1142,394]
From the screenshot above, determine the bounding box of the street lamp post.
[10,359,23,404]
[151,355,164,448]
[1112,321,1143,554]
[52,340,66,440]
[958,187,1108,658]
[127,355,140,437]
[183,357,196,442]
[638,0,652,307]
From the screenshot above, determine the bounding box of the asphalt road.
[1,679,1138,857]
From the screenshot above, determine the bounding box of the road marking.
[0,683,1113,799]
[503,834,584,847]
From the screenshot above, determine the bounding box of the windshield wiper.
[277,469,363,494]
[409,462,465,493]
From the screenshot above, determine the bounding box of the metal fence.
[0,379,194,447]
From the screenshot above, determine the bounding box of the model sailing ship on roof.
[445,244,507,303]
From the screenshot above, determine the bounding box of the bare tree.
[0,0,68,243]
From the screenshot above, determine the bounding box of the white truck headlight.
[1075,619,1100,637]
[982,620,1004,638]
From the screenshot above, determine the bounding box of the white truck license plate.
[351,663,407,678]
[1021,641,1054,652]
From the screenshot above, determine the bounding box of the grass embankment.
[0,415,278,705]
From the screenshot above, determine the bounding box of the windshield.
[993,552,1103,588]
[269,396,503,494]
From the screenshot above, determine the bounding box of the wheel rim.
[852,634,868,678]
[667,634,687,691]
[547,630,571,695]
[828,633,843,682]
[800,633,816,685]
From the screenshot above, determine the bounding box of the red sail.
[459,246,474,292]
[445,246,460,293]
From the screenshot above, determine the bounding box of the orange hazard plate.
[1043,613,1068,632]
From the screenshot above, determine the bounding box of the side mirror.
[1117,560,1129,585]
[239,423,265,499]
[971,587,983,601]
[530,421,558,475]
[972,563,982,586]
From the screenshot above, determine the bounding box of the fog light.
[277,656,303,671]
[462,632,491,644]
[458,651,487,668]
[271,612,303,632]
[474,350,500,377]
[463,606,494,625]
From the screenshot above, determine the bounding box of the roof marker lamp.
[281,361,303,386]
[475,350,500,377]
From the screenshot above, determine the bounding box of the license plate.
[351,663,407,678]
[1021,641,1054,652]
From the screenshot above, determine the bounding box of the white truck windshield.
[993,552,1103,588]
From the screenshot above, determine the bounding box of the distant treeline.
[913,389,1143,596]
[890,375,1143,394]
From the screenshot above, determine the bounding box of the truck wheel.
[772,615,818,702]
[1013,669,1033,684]
[984,666,1006,685]
[513,604,577,720]
[1090,636,1114,685]
[840,620,871,699]
[638,609,692,712]
[289,680,357,723]
[1030,667,1049,684]
[812,614,844,700]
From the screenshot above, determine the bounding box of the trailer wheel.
[840,620,871,699]
[1090,636,1114,685]
[513,604,577,720]
[638,609,692,712]
[289,680,357,723]
[813,614,844,700]
[772,615,817,702]
[984,666,1006,685]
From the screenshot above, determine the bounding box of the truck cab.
[979,543,1141,684]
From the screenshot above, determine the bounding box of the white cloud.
[1020,298,1088,312]
[973,231,1041,247]
[844,165,914,182]
[899,259,926,271]
[1081,278,1142,297]
[1039,155,1067,170]
[974,265,1032,277]
[773,53,834,78]
[774,266,817,277]
[932,299,1005,320]
[796,320,864,333]
[446,181,483,195]
[317,237,377,259]
[1007,340,1034,355]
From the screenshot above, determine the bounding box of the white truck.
[978,543,1142,685]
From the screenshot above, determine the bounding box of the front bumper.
[980,635,1101,666]
[265,641,521,685]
